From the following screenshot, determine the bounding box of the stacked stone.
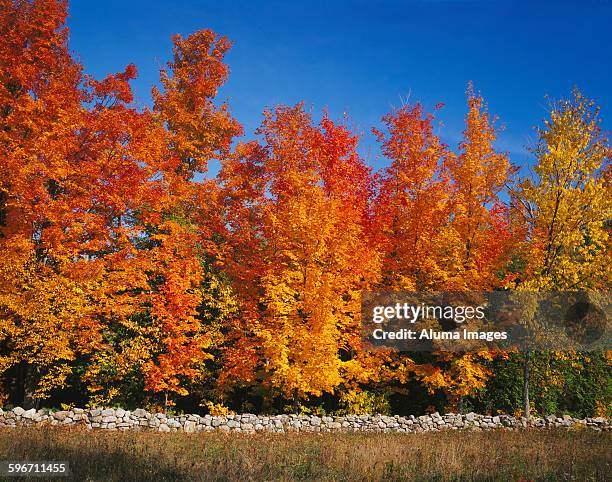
[0,407,609,433]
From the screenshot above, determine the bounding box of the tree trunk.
[523,350,531,422]
[292,388,301,413]
[22,364,41,410]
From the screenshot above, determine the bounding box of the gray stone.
[22,408,36,419]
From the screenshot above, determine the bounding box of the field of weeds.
[0,427,610,481]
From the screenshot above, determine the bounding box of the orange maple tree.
[372,102,453,291]
[0,1,238,407]
[218,104,383,405]
[418,88,516,407]
[0,0,165,405]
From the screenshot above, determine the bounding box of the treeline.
[0,0,610,417]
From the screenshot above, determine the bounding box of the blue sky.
[68,0,611,174]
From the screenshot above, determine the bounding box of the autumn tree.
[0,1,238,410]
[514,90,610,291]
[372,91,516,411]
[425,87,516,410]
[218,105,383,408]
[0,0,171,407]
[445,84,515,290]
[86,30,244,408]
[372,102,452,291]
[512,89,611,419]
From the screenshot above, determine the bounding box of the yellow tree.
[515,90,610,291]
[513,89,611,418]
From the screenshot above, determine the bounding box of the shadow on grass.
[1,429,189,482]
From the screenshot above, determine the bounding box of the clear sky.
[67,0,611,174]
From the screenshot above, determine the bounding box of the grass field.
[0,427,610,481]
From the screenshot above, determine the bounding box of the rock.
[168,419,181,428]
[158,423,170,432]
[53,411,69,421]
[13,407,25,416]
[22,408,37,419]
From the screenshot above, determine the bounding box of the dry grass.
[0,427,610,481]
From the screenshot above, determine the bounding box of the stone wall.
[1,407,609,433]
